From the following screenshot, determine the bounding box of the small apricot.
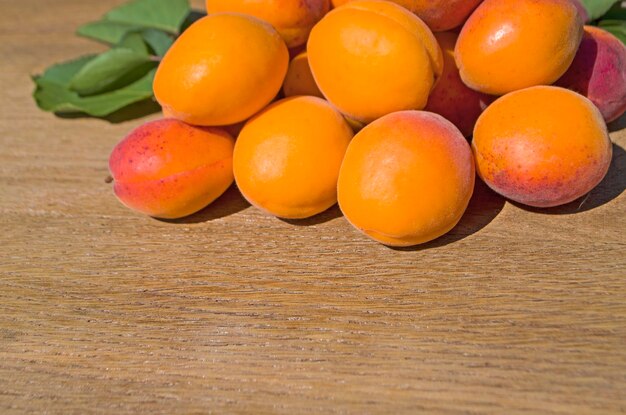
[337,111,475,247]
[472,86,612,208]
[556,25,626,123]
[154,14,288,126]
[109,119,235,219]
[205,0,330,48]
[455,0,583,95]
[233,96,353,219]
[425,31,494,137]
[282,51,324,98]
[308,0,443,123]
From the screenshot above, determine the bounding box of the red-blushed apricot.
[472,86,612,208]
[109,119,235,219]
[425,31,494,137]
[233,96,353,219]
[337,111,475,247]
[333,0,482,31]
[205,0,330,48]
[556,25,626,123]
[153,14,288,126]
[282,51,324,98]
[455,0,583,95]
[308,0,443,123]
[569,0,590,22]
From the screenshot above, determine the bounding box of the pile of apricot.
[109,0,625,247]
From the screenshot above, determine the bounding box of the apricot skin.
[153,14,288,127]
[337,111,475,247]
[233,96,353,219]
[472,86,612,208]
[109,119,235,219]
[282,52,324,99]
[205,0,330,48]
[331,0,482,31]
[307,0,443,123]
[455,0,583,95]
[425,32,494,137]
[556,26,626,123]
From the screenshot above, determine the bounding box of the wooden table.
[2,1,625,413]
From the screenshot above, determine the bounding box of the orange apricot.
[307,0,443,123]
[233,96,353,219]
[332,0,482,31]
[472,86,612,208]
[109,119,235,219]
[455,0,583,95]
[205,0,330,48]
[337,111,475,247]
[556,25,626,123]
[282,51,324,98]
[425,31,494,137]
[153,14,288,126]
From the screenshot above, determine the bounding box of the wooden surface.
[1,1,626,413]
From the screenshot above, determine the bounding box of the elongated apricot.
[473,86,612,208]
[455,0,583,95]
[338,111,475,246]
[308,0,443,123]
[109,119,235,219]
[233,96,353,219]
[154,14,288,126]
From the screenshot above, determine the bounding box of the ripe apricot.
[205,0,330,48]
[282,51,324,98]
[332,0,482,31]
[455,0,583,95]
[233,96,353,219]
[556,26,626,123]
[109,119,235,219]
[153,14,288,126]
[308,0,443,123]
[425,31,494,137]
[337,111,475,247]
[473,86,612,208]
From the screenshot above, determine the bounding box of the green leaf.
[104,0,190,33]
[36,55,97,86]
[33,69,156,117]
[118,32,150,55]
[141,29,174,57]
[77,20,142,44]
[599,20,626,44]
[579,0,620,20]
[69,48,155,96]
[602,2,626,20]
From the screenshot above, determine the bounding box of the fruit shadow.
[55,99,161,124]
[392,177,506,251]
[512,142,626,215]
[280,204,343,227]
[609,112,626,133]
[158,183,251,224]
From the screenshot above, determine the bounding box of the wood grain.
[1,1,625,413]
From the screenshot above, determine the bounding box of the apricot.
[332,0,482,31]
[307,0,443,123]
[472,86,612,208]
[455,0,583,95]
[205,0,330,48]
[556,26,626,123]
[153,14,288,126]
[233,96,353,219]
[109,119,235,219]
[569,0,590,23]
[282,51,324,99]
[337,111,475,247]
[425,31,494,137]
